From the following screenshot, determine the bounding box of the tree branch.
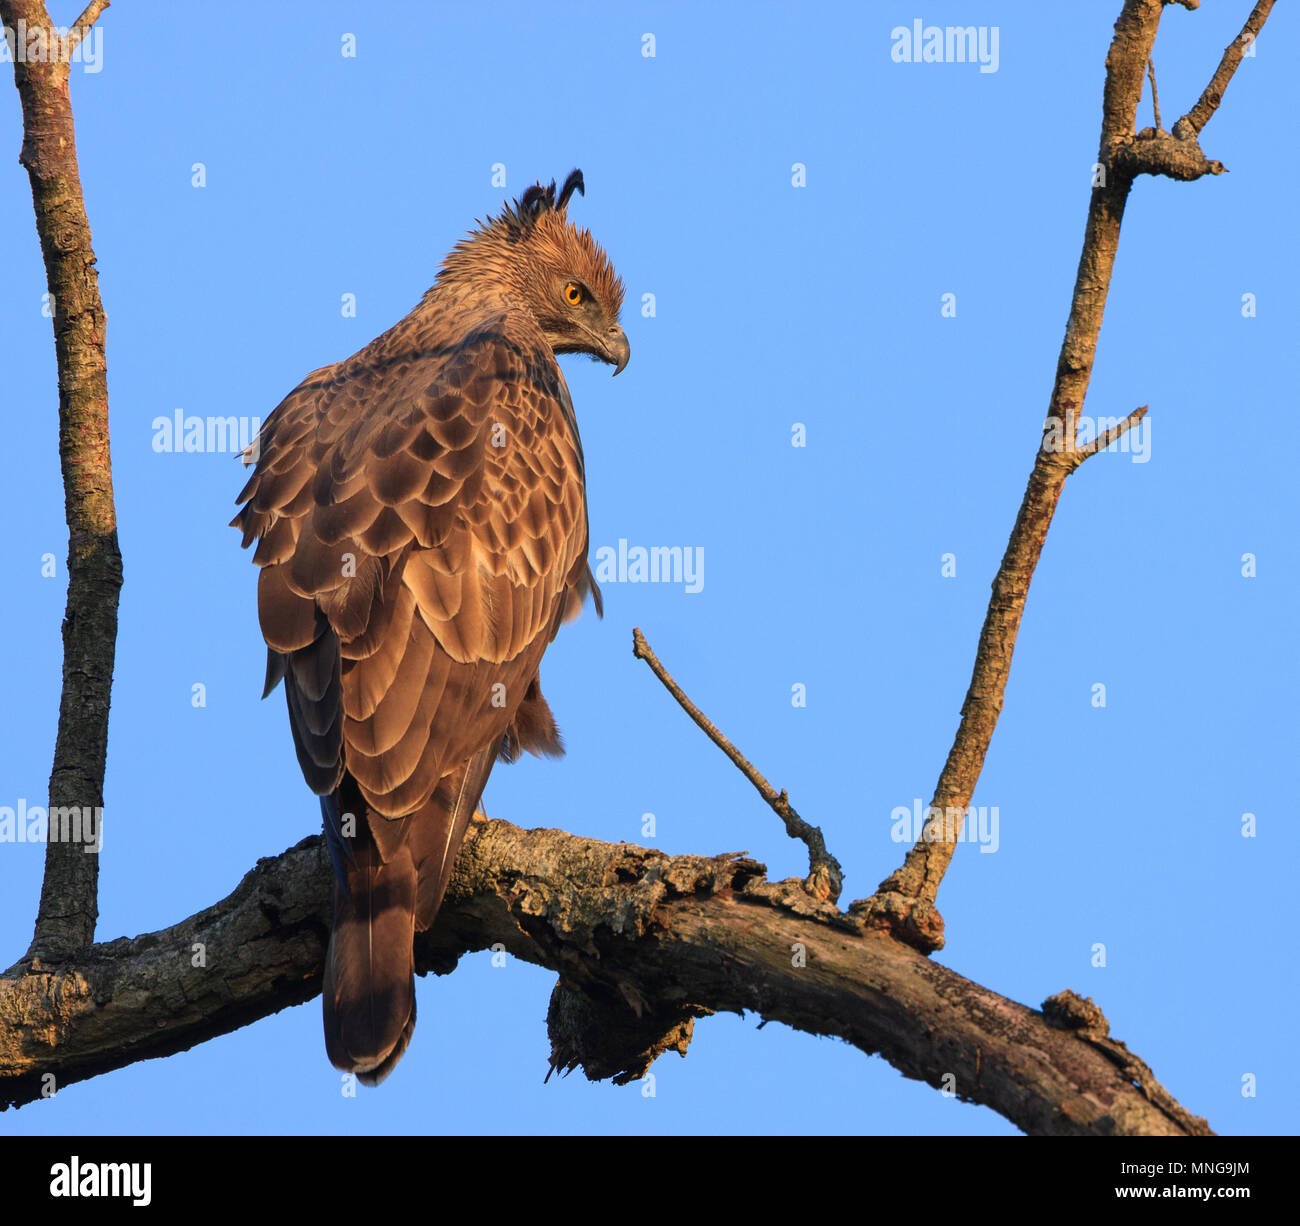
[67,0,109,55]
[1071,405,1149,467]
[631,627,842,903]
[860,0,1271,953]
[2,0,121,960]
[1147,58,1162,131]
[1174,0,1273,140]
[0,821,1210,1136]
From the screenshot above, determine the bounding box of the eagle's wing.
[233,307,592,1081]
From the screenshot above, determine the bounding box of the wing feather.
[232,306,595,818]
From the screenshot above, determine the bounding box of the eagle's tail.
[320,744,500,1085]
[322,809,418,1087]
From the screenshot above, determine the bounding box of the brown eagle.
[231,170,627,1084]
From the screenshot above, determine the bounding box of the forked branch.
[862,0,1270,953]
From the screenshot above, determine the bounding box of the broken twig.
[632,628,843,903]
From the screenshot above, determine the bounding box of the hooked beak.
[603,324,630,376]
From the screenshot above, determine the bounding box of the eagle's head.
[436,169,629,374]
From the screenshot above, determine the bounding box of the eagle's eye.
[563,282,584,306]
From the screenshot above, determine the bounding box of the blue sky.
[1,1,1295,1136]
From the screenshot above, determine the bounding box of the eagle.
[231,170,627,1084]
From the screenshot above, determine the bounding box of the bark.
[862,0,1271,953]
[2,0,121,960]
[0,821,1210,1136]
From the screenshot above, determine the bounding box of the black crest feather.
[511,169,586,231]
[556,169,585,211]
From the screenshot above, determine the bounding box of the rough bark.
[2,0,121,960]
[0,820,1210,1136]
[862,0,1271,953]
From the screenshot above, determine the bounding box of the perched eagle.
[231,170,627,1084]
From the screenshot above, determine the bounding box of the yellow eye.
[564,282,584,306]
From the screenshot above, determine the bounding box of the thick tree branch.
[861,0,1270,953]
[0,821,1210,1136]
[2,0,121,960]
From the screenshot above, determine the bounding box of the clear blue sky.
[2,1,1295,1136]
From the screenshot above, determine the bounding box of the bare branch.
[1071,405,1149,467]
[0,822,1210,1135]
[2,0,122,959]
[864,2,1275,956]
[861,0,1236,952]
[632,627,842,903]
[1147,58,1162,130]
[1102,0,1167,144]
[1175,0,1274,140]
[66,0,109,56]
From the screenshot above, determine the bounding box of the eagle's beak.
[604,324,630,375]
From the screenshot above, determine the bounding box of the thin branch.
[2,0,122,960]
[1175,0,1274,139]
[66,0,109,55]
[860,0,1273,953]
[631,628,842,903]
[1071,405,1149,467]
[1147,58,1162,129]
[0,822,1210,1135]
